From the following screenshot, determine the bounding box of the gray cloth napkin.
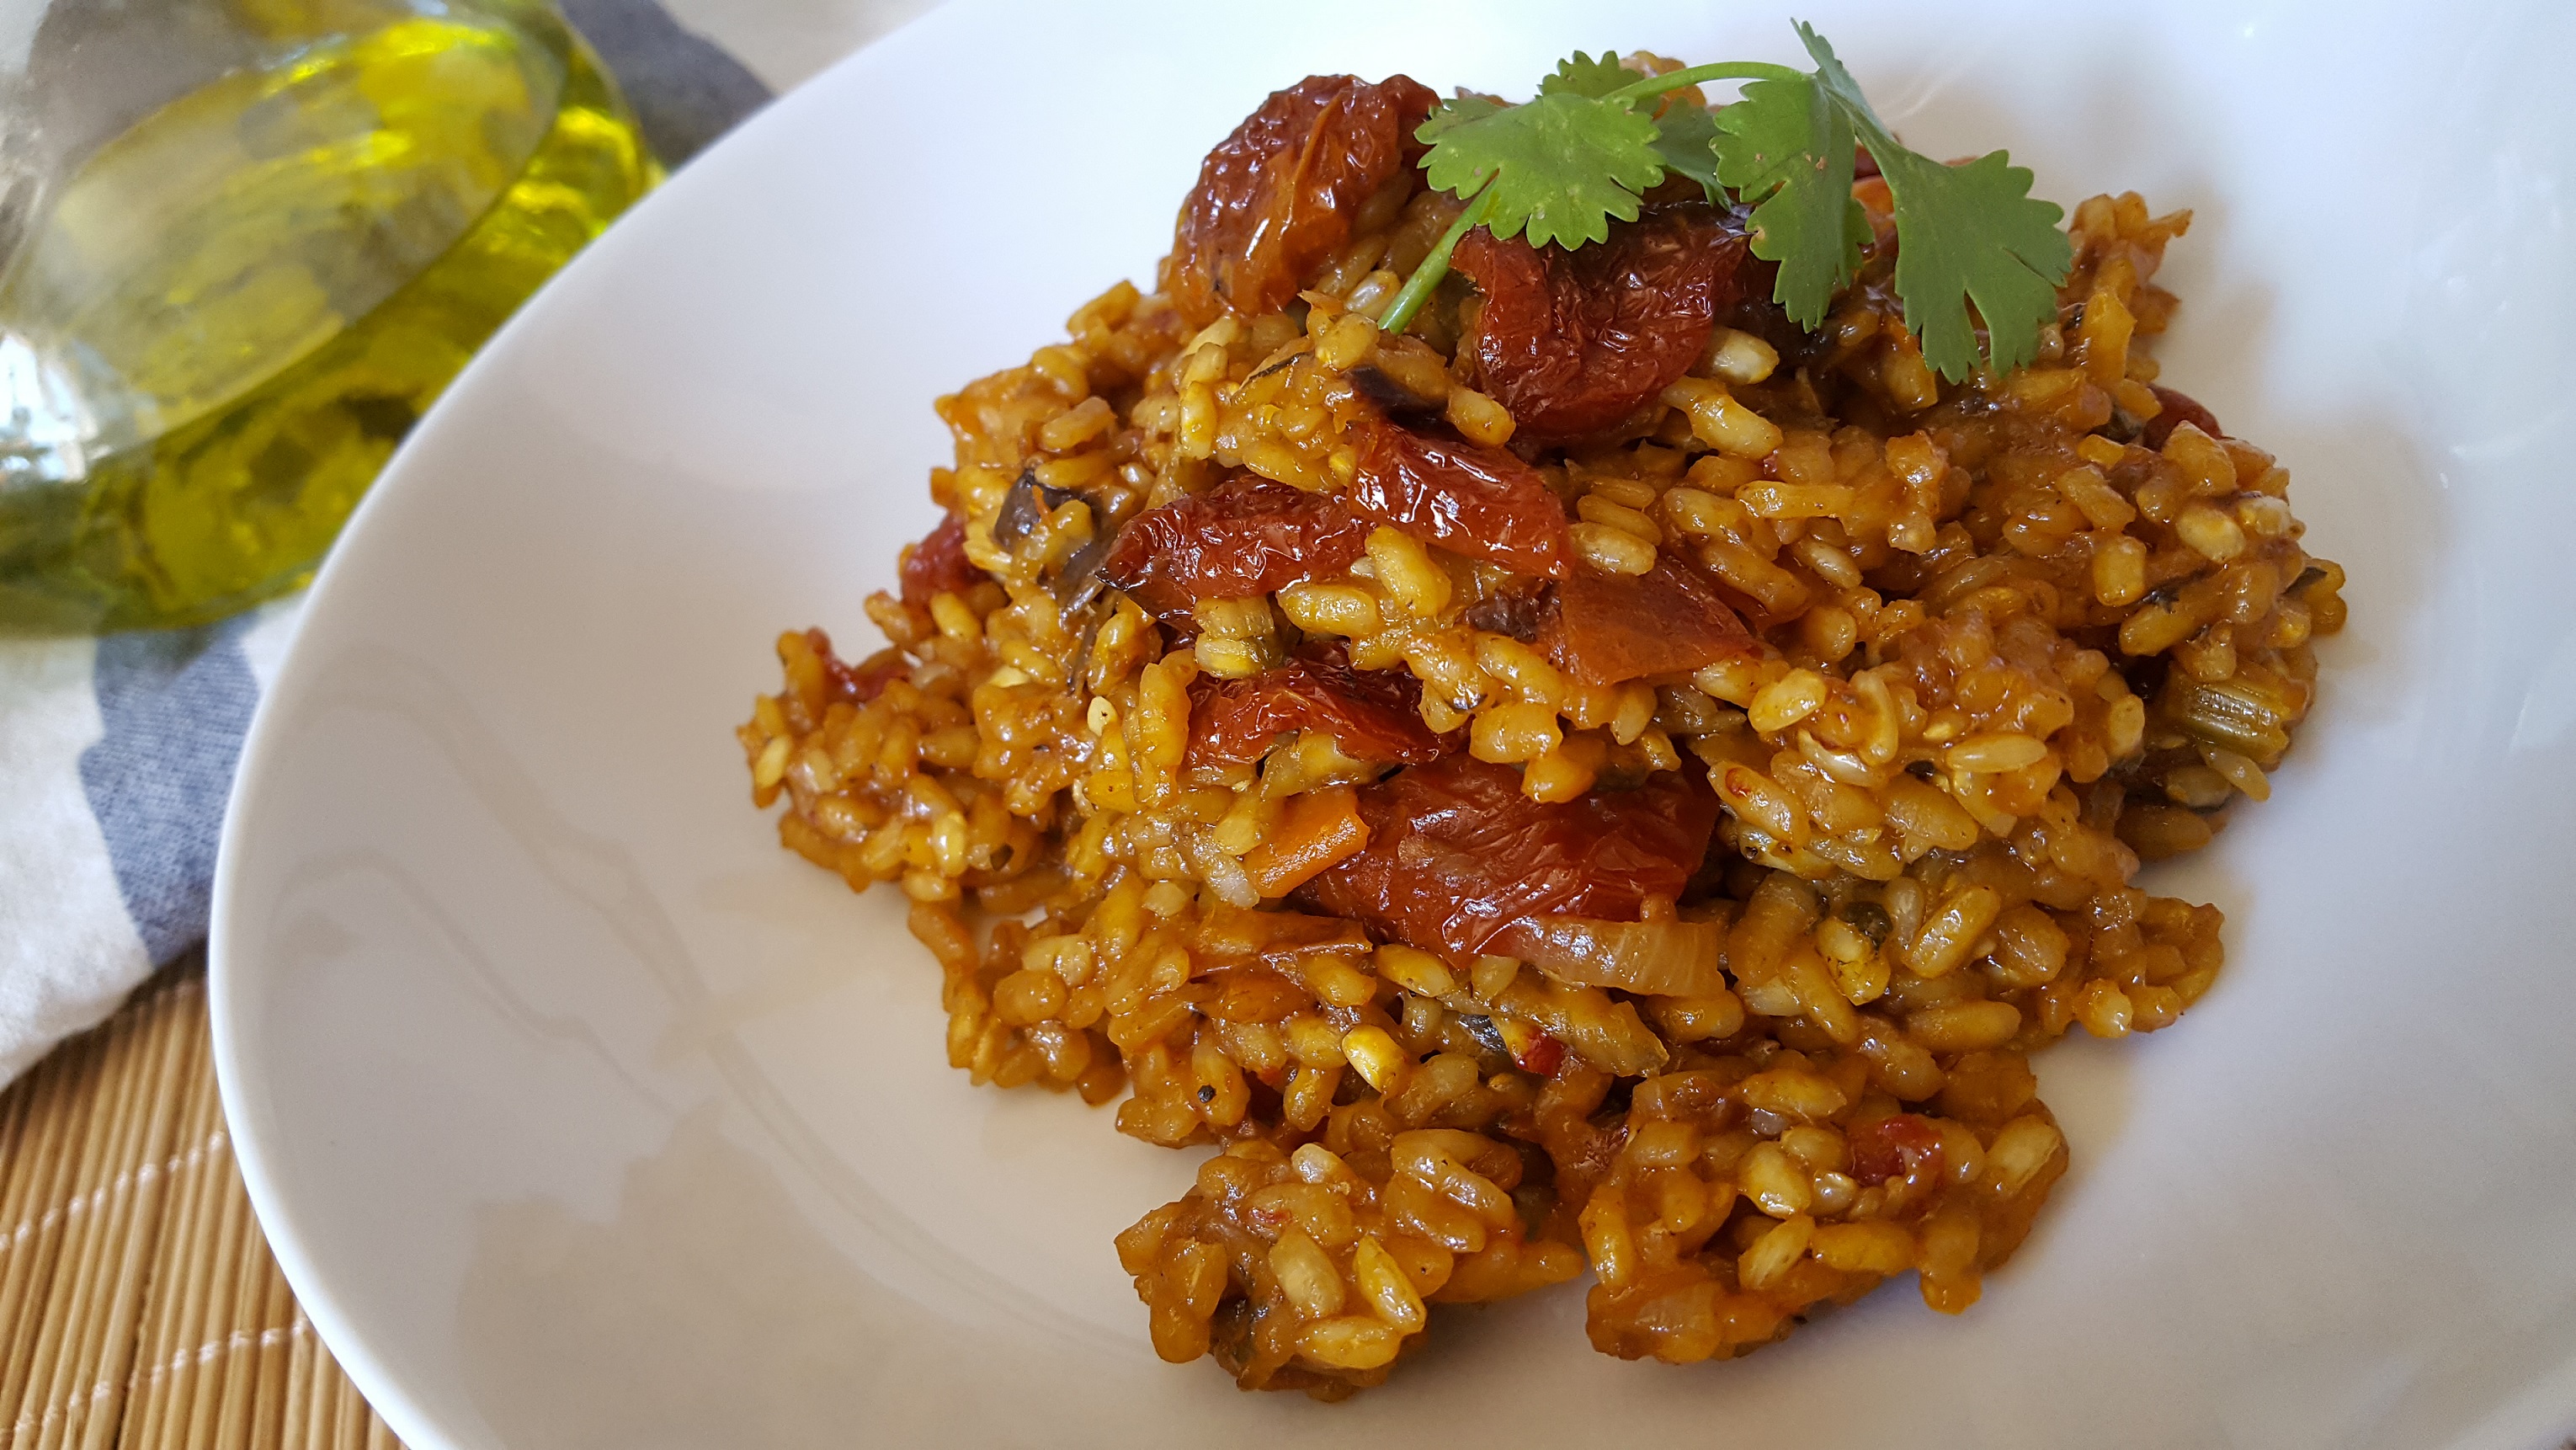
[0,0,773,1087]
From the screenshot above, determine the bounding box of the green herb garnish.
[1378,22,2073,382]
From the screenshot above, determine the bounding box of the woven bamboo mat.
[0,957,399,1450]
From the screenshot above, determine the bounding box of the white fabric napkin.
[0,603,302,1084]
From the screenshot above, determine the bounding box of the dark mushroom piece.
[1346,334,1456,416]
[991,466,1080,552]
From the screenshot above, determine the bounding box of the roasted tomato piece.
[1349,420,1571,579]
[1462,578,1555,643]
[1166,73,1439,328]
[801,627,904,704]
[1539,555,1757,685]
[1513,1032,1566,1077]
[1099,476,1369,620]
[1296,754,1719,961]
[1848,1114,1947,1187]
[2141,384,2224,449]
[897,514,982,606]
[1188,647,1445,767]
[1452,205,1749,446]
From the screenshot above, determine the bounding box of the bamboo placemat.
[0,957,400,1450]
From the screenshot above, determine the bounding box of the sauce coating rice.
[737,58,2344,1399]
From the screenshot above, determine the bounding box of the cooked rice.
[736,63,2342,1399]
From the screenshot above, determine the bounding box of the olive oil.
[0,10,657,631]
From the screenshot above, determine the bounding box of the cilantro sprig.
[1378,23,2072,382]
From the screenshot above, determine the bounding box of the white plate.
[210,0,2576,1444]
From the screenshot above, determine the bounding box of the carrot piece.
[1240,786,1370,899]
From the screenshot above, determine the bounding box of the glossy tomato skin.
[1166,73,1440,329]
[1099,476,1370,620]
[1463,579,1554,643]
[803,627,904,704]
[1451,205,1751,447]
[1187,644,1448,768]
[2142,384,2224,448]
[1848,1114,1947,1188]
[1297,754,1719,961]
[1349,420,1572,579]
[898,514,982,607]
[1540,555,1757,685]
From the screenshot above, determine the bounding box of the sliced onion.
[1493,915,1729,997]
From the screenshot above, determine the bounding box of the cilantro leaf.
[1796,21,2071,379]
[1791,24,1891,134]
[1538,51,1634,99]
[1418,88,1662,250]
[1398,26,2073,377]
[1872,148,2070,380]
[1711,74,1870,328]
[1650,103,1724,203]
[1535,53,1727,202]
[1416,93,1501,145]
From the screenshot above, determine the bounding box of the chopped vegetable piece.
[1051,530,1115,613]
[1848,1113,1946,1187]
[1509,1028,1565,1077]
[1167,73,1439,328]
[992,466,1079,551]
[1191,904,1376,968]
[1463,578,1555,643]
[1347,334,1454,413]
[1297,754,1718,962]
[897,513,982,606]
[2141,384,2222,449]
[804,627,904,705]
[1478,1010,1573,1075]
[1188,647,1448,767]
[1348,420,1571,578]
[1450,205,1745,445]
[1539,555,1756,685]
[1490,915,1730,997]
[1099,476,1369,620]
[1349,366,1439,415]
[1241,786,1373,898]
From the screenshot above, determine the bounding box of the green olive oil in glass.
[0,3,658,631]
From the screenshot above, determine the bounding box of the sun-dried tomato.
[1451,205,1749,446]
[1187,644,1445,767]
[1348,420,1571,579]
[1165,74,1439,329]
[2141,384,2224,449]
[897,514,982,606]
[803,627,905,704]
[1848,1114,1946,1187]
[1463,578,1555,643]
[1099,476,1369,620]
[1539,555,1757,685]
[1713,277,1813,374]
[1513,1032,1566,1078]
[1296,754,1719,962]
